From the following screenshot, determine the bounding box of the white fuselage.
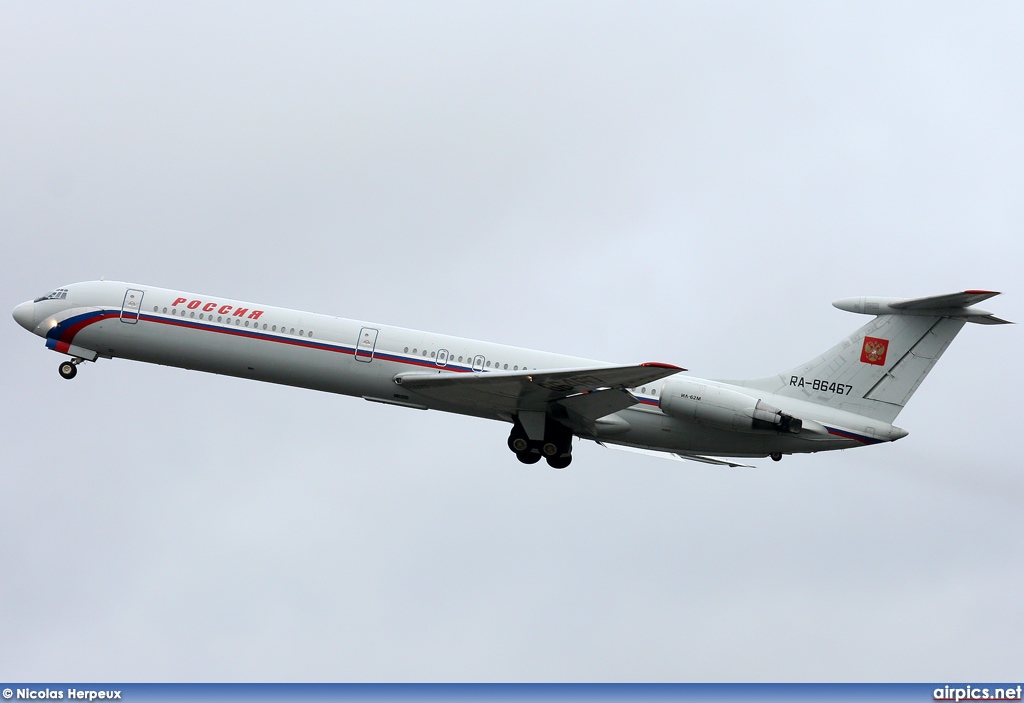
[14,281,904,460]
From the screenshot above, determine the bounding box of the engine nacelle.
[659,378,802,434]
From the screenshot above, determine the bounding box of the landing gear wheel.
[546,454,572,469]
[770,452,782,462]
[58,361,77,380]
[516,451,542,465]
[508,436,529,453]
[508,423,530,454]
[541,442,560,457]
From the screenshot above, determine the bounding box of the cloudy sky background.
[1,1,1022,681]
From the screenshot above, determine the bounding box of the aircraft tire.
[59,361,77,380]
[546,454,572,469]
[508,435,529,453]
[516,451,542,465]
[770,452,782,462]
[541,442,560,457]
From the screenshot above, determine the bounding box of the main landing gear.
[508,416,574,469]
[58,358,85,380]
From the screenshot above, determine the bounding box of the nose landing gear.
[58,358,84,380]
[770,452,783,462]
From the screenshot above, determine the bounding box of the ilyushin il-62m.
[13,282,1009,468]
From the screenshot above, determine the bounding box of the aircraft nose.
[12,300,35,331]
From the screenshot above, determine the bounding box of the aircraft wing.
[596,442,755,468]
[394,362,683,414]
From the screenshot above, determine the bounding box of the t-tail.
[730,290,1011,423]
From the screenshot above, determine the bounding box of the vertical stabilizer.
[728,291,1008,423]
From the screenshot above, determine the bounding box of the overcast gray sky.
[1,1,1022,682]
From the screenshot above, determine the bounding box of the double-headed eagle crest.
[860,336,889,366]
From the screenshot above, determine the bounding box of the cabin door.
[355,327,379,362]
[120,289,145,324]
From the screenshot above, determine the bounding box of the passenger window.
[404,347,409,353]
[514,365,518,370]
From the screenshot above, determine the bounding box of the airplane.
[12,281,1010,469]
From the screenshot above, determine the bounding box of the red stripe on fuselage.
[825,426,882,445]
[56,311,121,345]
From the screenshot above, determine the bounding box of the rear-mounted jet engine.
[660,377,802,434]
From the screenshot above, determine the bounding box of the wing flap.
[556,388,640,432]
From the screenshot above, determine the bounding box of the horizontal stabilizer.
[953,313,1012,325]
[833,290,1011,324]
[395,362,683,413]
[596,441,755,468]
[890,290,1001,310]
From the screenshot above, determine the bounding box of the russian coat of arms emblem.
[860,336,889,365]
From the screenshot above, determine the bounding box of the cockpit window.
[34,288,68,303]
